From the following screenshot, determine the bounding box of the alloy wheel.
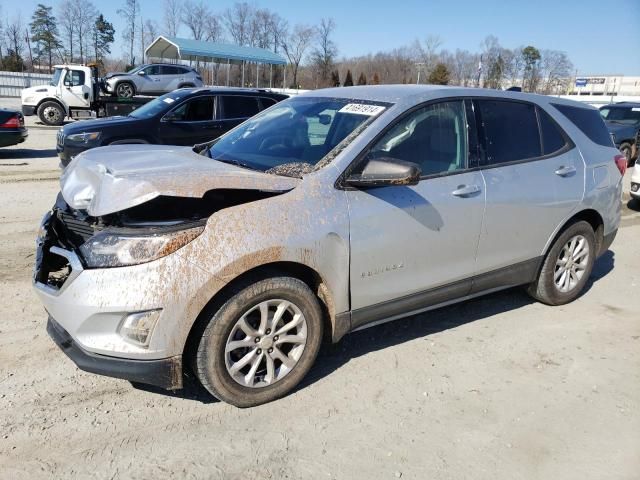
[224,299,308,388]
[554,234,590,293]
[117,83,133,98]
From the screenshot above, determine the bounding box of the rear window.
[220,96,261,119]
[538,108,568,155]
[477,100,541,165]
[552,103,613,147]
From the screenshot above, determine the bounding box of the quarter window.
[552,103,613,147]
[366,100,468,176]
[220,96,261,119]
[477,100,541,165]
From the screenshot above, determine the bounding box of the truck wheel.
[115,82,135,98]
[619,142,633,166]
[195,276,324,407]
[38,101,65,126]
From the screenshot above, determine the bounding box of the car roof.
[600,102,640,108]
[180,87,288,98]
[299,84,597,110]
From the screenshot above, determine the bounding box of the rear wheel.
[115,82,135,98]
[38,101,64,126]
[527,221,596,305]
[195,276,324,407]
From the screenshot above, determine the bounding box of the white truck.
[21,64,152,126]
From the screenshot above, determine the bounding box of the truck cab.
[21,65,93,126]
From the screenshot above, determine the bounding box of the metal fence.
[0,71,51,97]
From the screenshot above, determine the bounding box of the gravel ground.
[0,97,639,479]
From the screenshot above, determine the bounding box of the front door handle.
[555,165,576,177]
[452,184,481,197]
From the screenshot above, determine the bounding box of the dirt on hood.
[60,144,300,217]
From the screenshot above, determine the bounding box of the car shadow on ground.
[0,148,57,159]
[132,250,616,405]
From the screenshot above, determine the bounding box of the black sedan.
[0,109,28,147]
[57,88,288,166]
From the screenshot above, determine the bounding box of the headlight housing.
[79,226,204,268]
[66,132,101,144]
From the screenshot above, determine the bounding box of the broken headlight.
[79,226,204,267]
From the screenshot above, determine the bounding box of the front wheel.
[527,221,596,305]
[195,276,324,407]
[38,101,65,126]
[115,82,135,98]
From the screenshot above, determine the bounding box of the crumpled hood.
[60,144,300,217]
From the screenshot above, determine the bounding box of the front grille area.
[35,208,100,290]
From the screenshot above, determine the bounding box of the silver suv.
[34,86,625,407]
[105,63,204,98]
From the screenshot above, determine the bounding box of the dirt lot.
[0,100,639,479]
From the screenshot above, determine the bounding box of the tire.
[38,101,65,126]
[527,220,596,305]
[195,276,324,407]
[619,142,632,166]
[115,81,135,98]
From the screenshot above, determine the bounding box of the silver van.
[34,86,625,407]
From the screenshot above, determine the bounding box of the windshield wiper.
[213,157,262,172]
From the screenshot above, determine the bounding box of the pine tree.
[93,14,115,66]
[330,70,340,87]
[427,63,450,85]
[357,72,367,85]
[30,4,62,72]
[372,72,380,85]
[343,69,354,87]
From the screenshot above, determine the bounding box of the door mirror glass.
[318,113,332,125]
[346,157,421,187]
[137,70,146,76]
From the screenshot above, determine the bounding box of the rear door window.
[162,66,181,75]
[477,99,541,165]
[538,108,569,155]
[552,103,613,147]
[220,96,261,119]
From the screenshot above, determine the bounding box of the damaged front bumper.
[33,208,218,390]
[47,316,183,390]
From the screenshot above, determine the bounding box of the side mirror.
[346,157,421,188]
[137,70,146,76]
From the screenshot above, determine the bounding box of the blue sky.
[5,0,640,74]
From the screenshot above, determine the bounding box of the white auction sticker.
[338,103,385,116]
[632,107,640,112]
[163,98,175,104]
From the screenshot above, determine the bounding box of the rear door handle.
[555,165,576,177]
[452,184,481,197]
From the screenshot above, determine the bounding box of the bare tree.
[118,0,140,65]
[310,18,337,87]
[57,0,75,61]
[162,0,181,37]
[181,0,211,41]
[73,0,98,63]
[540,49,573,94]
[223,2,255,46]
[4,14,25,70]
[281,24,315,88]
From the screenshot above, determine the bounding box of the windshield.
[600,107,640,124]
[207,97,388,174]
[128,91,189,119]
[126,65,143,74]
[50,68,63,86]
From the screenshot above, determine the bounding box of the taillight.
[0,115,20,128]
[614,154,627,176]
